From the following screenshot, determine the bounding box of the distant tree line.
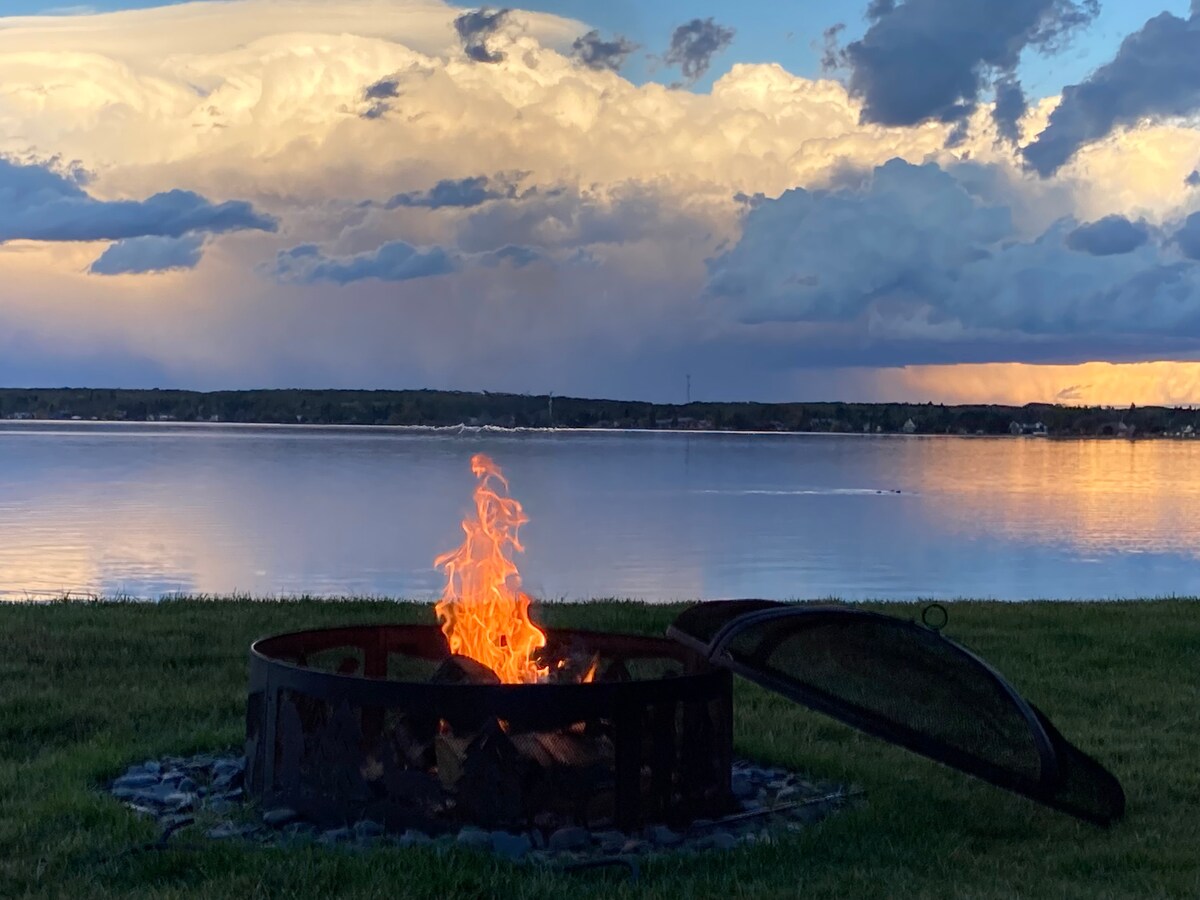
[1,388,1197,437]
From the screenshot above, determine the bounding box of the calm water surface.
[2,422,1199,602]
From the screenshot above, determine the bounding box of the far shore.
[2,386,1198,437]
[3,416,1199,442]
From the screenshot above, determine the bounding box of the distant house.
[1009,421,1048,436]
[901,418,917,434]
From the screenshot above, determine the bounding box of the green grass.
[0,598,1197,899]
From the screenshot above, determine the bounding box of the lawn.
[0,598,1197,899]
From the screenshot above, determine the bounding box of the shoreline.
[1,417,1197,441]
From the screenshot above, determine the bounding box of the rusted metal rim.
[249,624,726,725]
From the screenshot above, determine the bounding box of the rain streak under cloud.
[2,0,1200,404]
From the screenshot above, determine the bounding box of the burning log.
[432,654,501,686]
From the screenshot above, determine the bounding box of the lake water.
[2,422,1199,602]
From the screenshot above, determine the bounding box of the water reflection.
[1,423,1199,602]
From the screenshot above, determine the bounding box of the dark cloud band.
[845,0,1097,136]
[1023,10,1200,176]
[0,158,276,244]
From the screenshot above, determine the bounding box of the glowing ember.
[434,454,547,684]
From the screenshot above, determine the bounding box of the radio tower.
[686,374,691,405]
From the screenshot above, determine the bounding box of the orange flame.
[434,454,547,684]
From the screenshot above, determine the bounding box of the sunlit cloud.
[0,0,1198,403]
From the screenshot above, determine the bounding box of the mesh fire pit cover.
[667,600,1125,827]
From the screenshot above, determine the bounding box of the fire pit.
[244,623,733,832]
[236,453,1125,847]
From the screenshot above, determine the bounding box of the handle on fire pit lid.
[666,599,1125,828]
[921,603,948,632]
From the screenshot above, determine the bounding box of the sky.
[2,0,1200,404]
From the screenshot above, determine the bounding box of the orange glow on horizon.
[880,361,1200,407]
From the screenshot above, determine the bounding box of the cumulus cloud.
[664,18,736,83]
[1065,215,1149,256]
[1176,212,1200,260]
[454,7,512,63]
[0,158,275,244]
[4,0,1200,398]
[1024,11,1200,176]
[571,29,638,72]
[89,234,207,275]
[707,158,1200,353]
[453,182,712,253]
[845,0,1097,131]
[384,173,524,209]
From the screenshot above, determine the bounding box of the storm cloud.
[454,7,511,64]
[0,158,275,244]
[664,18,736,83]
[571,29,638,72]
[1023,11,1200,176]
[845,0,1097,130]
[1065,215,1150,256]
[89,235,207,275]
[1176,213,1200,261]
[707,158,1200,346]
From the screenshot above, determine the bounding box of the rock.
[113,772,159,790]
[354,820,384,840]
[261,807,299,827]
[212,772,243,793]
[283,822,316,840]
[731,775,755,799]
[695,831,737,851]
[593,830,625,853]
[620,839,650,854]
[547,826,590,851]
[207,823,255,840]
[456,827,492,849]
[141,760,162,776]
[318,827,351,846]
[124,783,182,806]
[776,786,801,802]
[163,792,196,810]
[490,831,532,860]
[177,777,199,794]
[397,829,431,848]
[646,825,683,847]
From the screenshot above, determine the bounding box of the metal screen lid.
[667,600,1125,827]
